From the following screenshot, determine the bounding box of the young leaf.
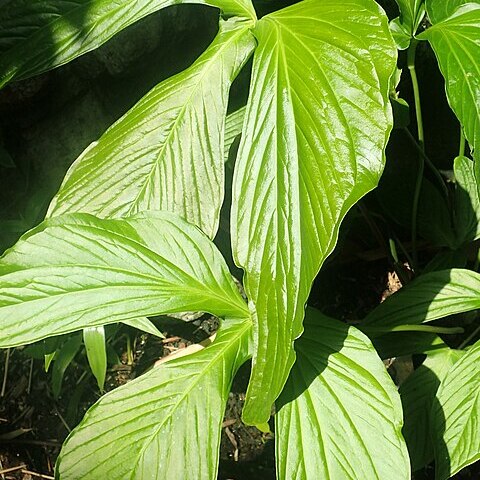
[0,211,249,348]
[83,326,107,391]
[399,348,464,471]
[390,0,426,49]
[433,339,480,479]
[417,3,480,161]
[0,0,256,88]
[276,310,410,480]
[231,0,397,424]
[47,19,255,239]
[56,317,251,480]
[454,155,480,244]
[363,269,480,331]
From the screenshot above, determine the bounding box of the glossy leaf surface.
[231,0,396,424]
[418,4,480,161]
[400,348,463,471]
[0,212,248,348]
[433,339,480,479]
[56,317,251,479]
[363,269,480,331]
[276,310,410,480]
[426,0,479,23]
[47,20,255,238]
[0,0,256,88]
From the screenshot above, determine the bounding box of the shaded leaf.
[231,0,397,424]
[122,317,164,339]
[418,4,480,161]
[52,333,82,399]
[0,0,256,88]
[399,348,463,471]
[372,331,445,359]
[83,326,107,391]
[0,211,249,348]
[224,106,246,161]
[363,268,480,332]
[47,19,255,239]
[433,339,480,479]
[454,155,480,244]
[391,0,425,49]
[276,309,410,480]
[56,317,251,479]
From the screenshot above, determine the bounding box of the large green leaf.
[0,211,249,348]
[418,4,480,161]
[426,0,479,23]
[47,19,255,239]
[433,339,480,479]
[231,0,396,424]
[0,0,256,88]
[363,269,480,332]
[399,348,464,471]
[56,316,251,479]
[276,310,410,479]
[390,0,425,49]
[454,155,480,244]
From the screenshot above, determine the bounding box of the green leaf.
[56,317,251,479]
[363,268,480,332]
[0,211,249,348]
[47,19,255,239]
[454,155,480,244]
[372,331,445,359]
[391,0,425,49]
[399,348,464,471]
[122,318,164,339]
[52,333,83,399]
[83,326,107,391]
[425,0,479,24]
[276,310,410,479]
[418,4,480,161]
[0,0,256,88]
[224,106,246,162]
[231,0,397,424]
[433,339,480,479]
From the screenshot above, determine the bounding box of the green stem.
[402,127,449,200]
[363,324,464,335]
[458,324,480,350]
[459,127,466,157]
[408,39,425,271]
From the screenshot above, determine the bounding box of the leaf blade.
[47,19,255,239]
[0,211,248,348]
[56,317,251,480]
[231,0,396,424]
[276,309,410,480]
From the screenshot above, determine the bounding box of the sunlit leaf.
[276,310,410,479]
[363,269,480,332]
[0,0,256,88]
[418,4,480,161]
[390,0,425,49]
[56,317,251,479]
[425,0,479,23]
[433,339,480,479]
[399,348,464,471]
[0,211,249,348]
[231,0,396,424]
[47,19,255,239]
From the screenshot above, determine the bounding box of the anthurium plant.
[0,0,479,478]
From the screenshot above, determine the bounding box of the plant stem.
[459,127,466,157]
[408,39,425,271]
[363,324,464,335]
[402,127,449,200]
[458,324,480,350]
